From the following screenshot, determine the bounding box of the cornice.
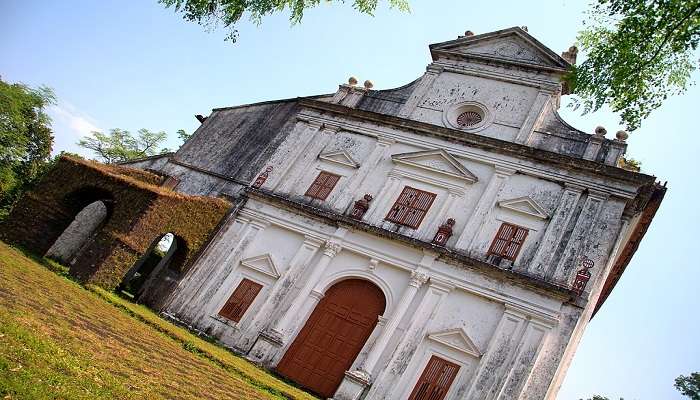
[245,187,578,302]
[297,98,656,189]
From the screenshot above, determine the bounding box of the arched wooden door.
[276,279,386,397]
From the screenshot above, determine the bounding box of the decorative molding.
[498,196,549,219]
[427,328,482,358]
[297,111,639,199]
[429,28,570,71]
[318,150,360,168]
[392,149,478,184]
[240,253,281,279]
[410,270,430,287]
[323,240,343,257]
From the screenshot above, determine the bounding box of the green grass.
[0,242,317,400]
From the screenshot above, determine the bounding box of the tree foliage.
[568,0,700,131]
[78,128,171,164]
[158,0,409,42]
[0,78,55,212]
[676,372,700,400]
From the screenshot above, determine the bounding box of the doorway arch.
[118,233,187,302]
[276,278,386,398]
[45,186,114,265]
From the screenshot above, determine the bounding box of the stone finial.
[348,76,358,86]
[594,126,607,137]
[561,46,579,65]
[616,130,629,141]
[521,26,528,32]
[464,30,474,37]
[363,80,373,90]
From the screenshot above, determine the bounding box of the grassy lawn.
[0,241,317,400]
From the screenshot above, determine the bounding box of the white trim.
[297,112,638,199]
[318,150,360,168]
[392,149,478,184]
[427,328,482,358]
[498,196,549,219]
[240,253,281,279]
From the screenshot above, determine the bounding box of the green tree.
[0,77,55,210]
[568,0,700,131]
[158,0,409,42]
[78,128,168,163]
[78,128,189,163]
[676,372,700,400]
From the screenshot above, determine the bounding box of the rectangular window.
[218,278,263,322]
[304,171,341,200]
[385,186,436,229]
[408,355,460,400]
[487,222,529,261]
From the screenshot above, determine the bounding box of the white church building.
[127,27,665,400]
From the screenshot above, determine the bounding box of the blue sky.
[1,1,698,398]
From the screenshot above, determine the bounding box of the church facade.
[126,27,664,400]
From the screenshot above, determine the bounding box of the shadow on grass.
[6,244,318,400]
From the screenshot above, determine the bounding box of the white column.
[397,65,441,118]
[276,123,337,194]
[359,269,429,378]
[366,275,454,399]
[515,90,551,144]
[268,120,320,190]
[245,236,323,337]
[272,236,344,340]
[463,307,528,399]
[552,191,608,284]
[333,135,395,209]
[527,184,584,278]
[192,219,269,316]
[364,173,402,223]
[454,166,516,251]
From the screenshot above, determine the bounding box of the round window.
[456,110,483,127]
[442,102,491,132]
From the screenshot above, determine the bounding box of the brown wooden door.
[276,279,386,398]
[408,355,461,400]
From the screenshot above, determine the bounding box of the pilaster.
[527,184,584,278]
[454,166,516,251]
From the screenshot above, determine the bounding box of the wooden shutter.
[218,278,263,322]
[385,186,436,228]
[487,222,529,261]
[305,171,341,200]
[408,355,460,400]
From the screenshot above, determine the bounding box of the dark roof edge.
[117,152,174,165]
[211,93,332,112]
[592,182,667,317]
[297,98,656,187]
[246,187,579,302]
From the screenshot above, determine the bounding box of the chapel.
[2,27,665,400]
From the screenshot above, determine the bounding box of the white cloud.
[46,102,103,157]
[48,102,102,136]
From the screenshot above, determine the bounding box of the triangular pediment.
[240,253,280,278]
[392,149,478,183]
[429,27,570,71]
[428,328,481,358]
[318,150,359,168]
[498,196,549,219]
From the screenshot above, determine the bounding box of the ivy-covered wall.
[0,156,231,302]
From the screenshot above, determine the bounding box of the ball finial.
[363,80,373,90]
[616,130,629,141]
[348,76,358,86]
[594,126,607,137]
